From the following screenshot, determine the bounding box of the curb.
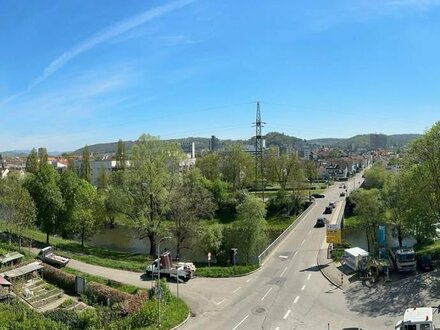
[170,311,191,330]
[316,251,343,290]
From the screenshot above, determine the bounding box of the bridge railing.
[258,203,315,266]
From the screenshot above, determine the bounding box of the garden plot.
[20,278,64,310]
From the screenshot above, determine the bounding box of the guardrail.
[258,203,315,265]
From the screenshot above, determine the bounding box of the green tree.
[383,172,409,247]
[363,162,390,190]
[71,179,103,250]
[25,164,64,244]
[196,152,220,181]
[38,147,48,165]
[96,166,109,190]
[116,139,127,170]
[198,223,223,260]
[409,121,440,218]
[110,134,182,256]
[350,188,385,253]
[233,194,267,264]
[0,173,36,248]
[80,145,92,183]
[170,167,217,258]
[25,148,39,174]
[221,144,254,191]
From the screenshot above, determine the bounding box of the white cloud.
[1,0,196,106]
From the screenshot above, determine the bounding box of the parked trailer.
[37,246,70,267]
[146,251,195,281]
[343,247,369,272]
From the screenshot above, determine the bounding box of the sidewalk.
[317,243,353,290]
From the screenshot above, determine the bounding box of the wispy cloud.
[1,0,196,106]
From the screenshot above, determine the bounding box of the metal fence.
[258,203,315,265]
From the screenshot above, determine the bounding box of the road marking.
[283,309,291,319]
[301,285,306,291]
[246,278,253,283]
[232,314,249,330]
[214,299,225,305]
[301,239,305,246]
[293,251,297,258]
[233,287,242,293]
[275,328,280,330]
[261,287,273,301]
[279,255,289,259]
[280,266,288,277]
[294,295,300,304]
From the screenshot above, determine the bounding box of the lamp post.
[157,236,171,328]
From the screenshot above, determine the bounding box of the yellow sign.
[326,225,342,244]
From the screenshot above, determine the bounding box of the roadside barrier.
[258,203,315,265]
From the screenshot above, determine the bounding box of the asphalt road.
[63,172,440,329]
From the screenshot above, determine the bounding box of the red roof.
[0,276,11,286]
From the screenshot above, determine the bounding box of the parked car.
[417,254,433,271]
[340,192,346,197]
[312,193,325,198]
[315,218,327,228]
[329,202,336,208]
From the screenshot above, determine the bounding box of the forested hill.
[71,132,420,156]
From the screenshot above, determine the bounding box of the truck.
[390,247,416,273]
[395,307,440,330]
[146,251,195,281]
[37,246,70,267]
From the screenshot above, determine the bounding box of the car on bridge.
[315,217,327,227]
[340,192,346,197]
[312,193,325,198]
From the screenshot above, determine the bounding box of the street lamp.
[157,236,171,328]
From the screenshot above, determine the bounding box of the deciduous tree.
[25,164,64,244]
[0,173,36,248]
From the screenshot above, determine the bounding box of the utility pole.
[253,102,265,201]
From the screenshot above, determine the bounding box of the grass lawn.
[195,264,259,277]
[0,221,148,272]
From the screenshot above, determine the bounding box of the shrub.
[119,291,149,316]
[42,264,75,293]
[44,309,81,329]
[85,281,130,306]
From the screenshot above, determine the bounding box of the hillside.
[69,132,421,156]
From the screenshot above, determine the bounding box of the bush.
[85,281,130,306]
[119,291,149,316]
[44,309,81,329]
[42,264,75,293]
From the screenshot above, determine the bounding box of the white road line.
[233,287,242,293]
[301,239,305,246]
[280,266,288,277]
[232,315,249,330]
[294,296,300,304]
[246,278,253,283]
[293,251,297,258]
[283,310,291,320]
[214,299,225,305]
[261,287,273,301]
[301,285,306,291]
[275,328,280,330]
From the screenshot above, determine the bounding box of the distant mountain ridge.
[71,132,420,155]
[2,133,420,156]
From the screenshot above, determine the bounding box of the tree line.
[0,134,319,263]
[347,121,440,253]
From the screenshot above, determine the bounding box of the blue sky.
[1,0,440,151]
